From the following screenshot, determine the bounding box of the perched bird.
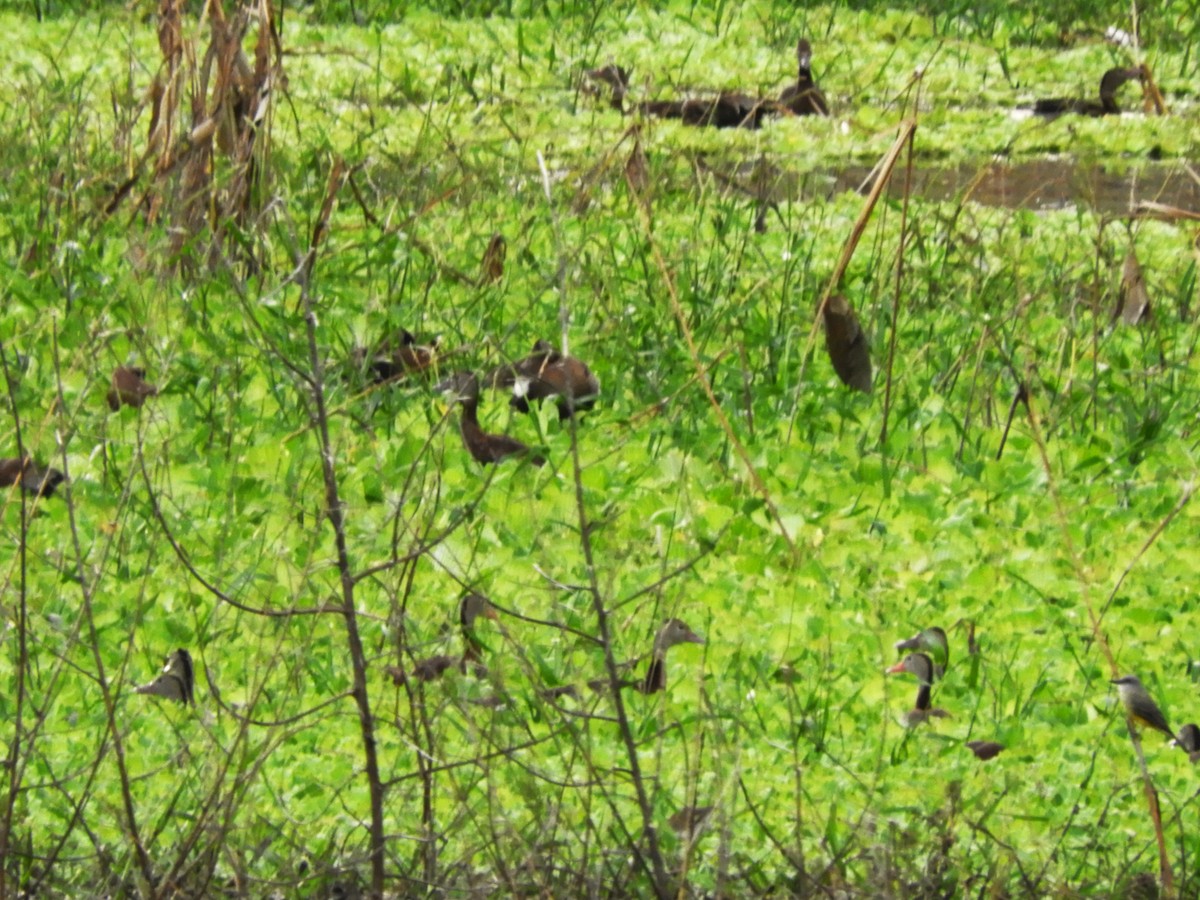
[887,652,950,726]
[488,340,601,419]
[106,366,159,411]
[966,740,1005,761]
[895,626,949,678]
[1111,675,1175,739]
[1171,723,1200,763]
[356,329,439,384]
[668,804,714,839]
[386,593,499,686]
[0,456,65,498]
[1033,66,1144,116]
[778,38,829,116]
[437,371,545,467]
[135,649,195,706]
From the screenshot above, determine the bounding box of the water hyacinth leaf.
[821,294,872,393]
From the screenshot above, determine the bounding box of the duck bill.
[885,660,908,675]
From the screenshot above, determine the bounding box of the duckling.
[489,340,601,419]
[437,371,545,467]
[356,329,439,384]
[778,38,829,116]
[386,593,500,685]
[0,456,65,498]
[1033,66,1144,116]
[895,626,949,678]
[134,648,195,706]
[106,366,159,411]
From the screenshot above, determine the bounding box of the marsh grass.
[3,1,1200,897]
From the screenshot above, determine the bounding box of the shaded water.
[811,158,1200,214]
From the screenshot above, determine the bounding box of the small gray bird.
[1111,675,1174,739]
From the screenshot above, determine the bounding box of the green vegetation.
[3,1,1200,896]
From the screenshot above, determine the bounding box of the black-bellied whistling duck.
[1172,723,1200,763]
[387,593,499,685]
[643,94,769,129]
[1111,675,1175,739]
[106,366,159,411]
[582,618,705,696]
[585,63,768,129]
[488,340,601,419]
[640,618,705,693]
[778,38,829,116]
[887,652,950,726]
[135,649,195,705]
[357,329,439,384]
[895,626,949,678]
[0,456,65,498]
[437,371,545,467]
[1033,66,1144,116]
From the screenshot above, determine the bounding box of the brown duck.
[1033,66,1144,116]
[387,593,499,685]
[106,366,158,411]
[0,456,65,498]
[488,340,601,419]
[438,371,545,467]
[778,38,829,116]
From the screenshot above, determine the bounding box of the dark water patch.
[810,158,1200,214]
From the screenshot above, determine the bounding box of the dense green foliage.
[2,1,1200,896]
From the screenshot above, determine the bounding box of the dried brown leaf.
[822,294,872,393]
[479,233,506,285]
[1117,249,1151,325]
